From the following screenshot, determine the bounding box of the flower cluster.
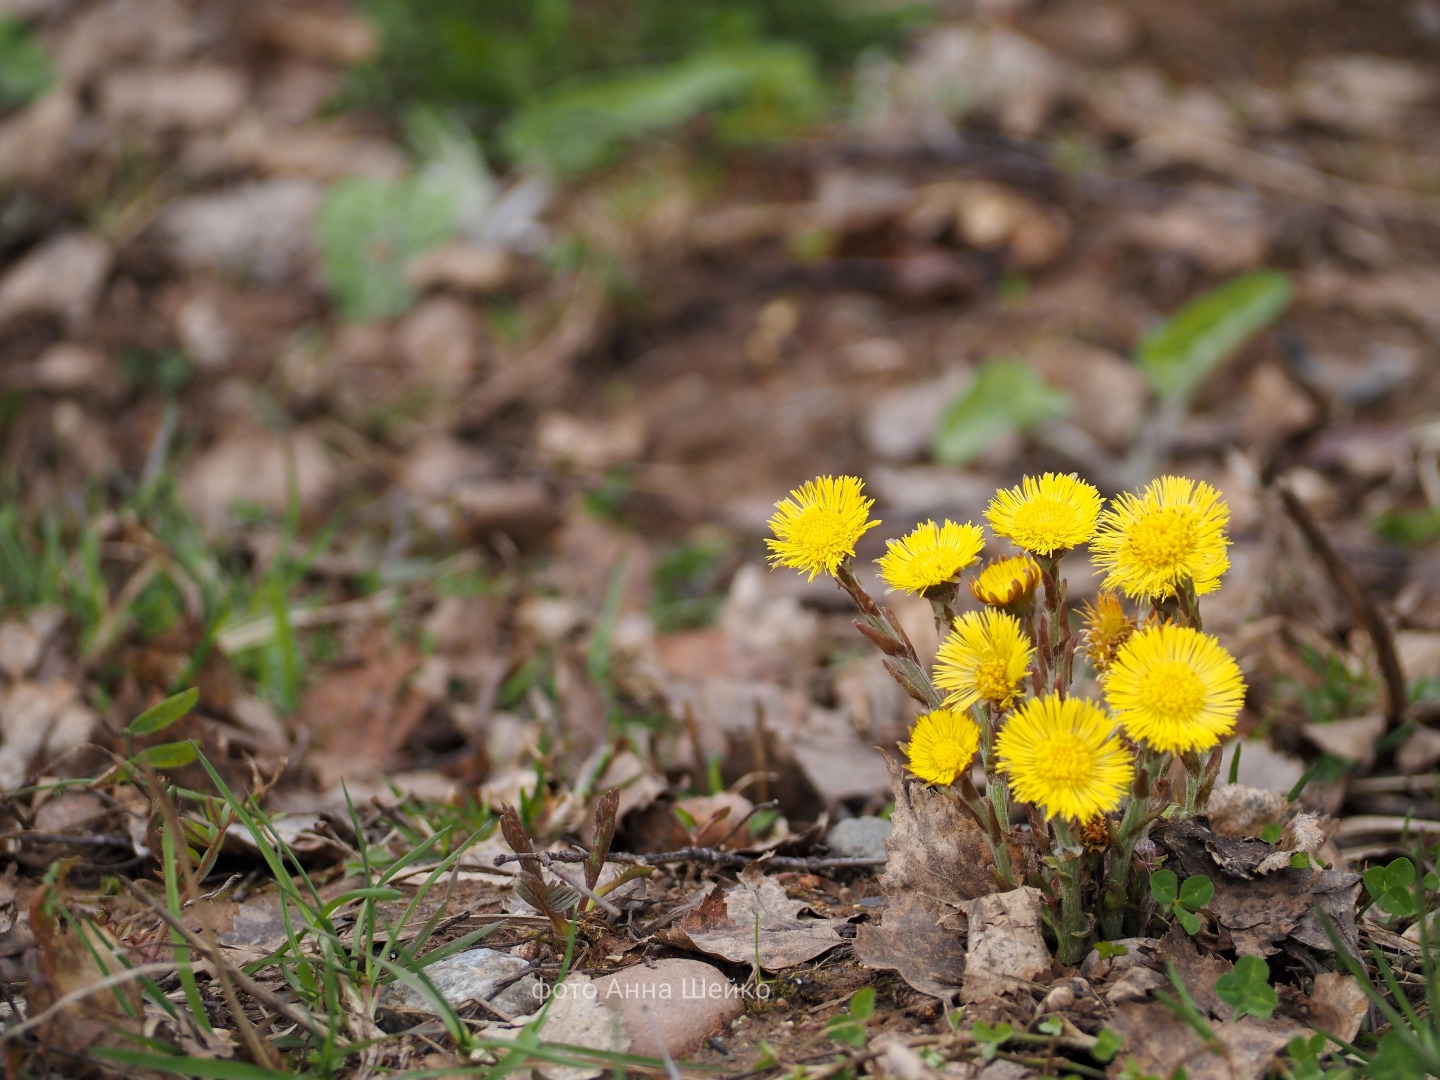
[767,470,1247,961]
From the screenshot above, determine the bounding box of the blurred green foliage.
[0,16,52,107]
[347,0,927,169]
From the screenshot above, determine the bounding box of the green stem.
[1098,748,1165,940]
[957,775,1015,889]
[1050,819,1090,966]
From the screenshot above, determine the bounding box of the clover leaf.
[1092,1028,1124,1064]
[1215,955,1277,1020]
[826,987,875,1048]
[1150,870,1212,935]
[1364,857,1422,919]
[972,1021,1014,1061]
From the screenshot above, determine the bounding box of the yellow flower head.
[1104,624,1245,755]
[996,694,1134,821]
[877,520,985,595]
[934,609,1033,711]
[986,473,1104,556]
[766,475,880,582]
[1080,591,1135,673]
[970,554,1043,607]
[904,708,982,786]
[1090,475,1230,600]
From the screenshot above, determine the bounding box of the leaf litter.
[0,0,1438,1076]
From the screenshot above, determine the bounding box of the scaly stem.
[1099,747,1165,940]
[837,561,946,710]
[1039,552,1073,697]
[957,775,1015,889]
[1050,819,1090,966]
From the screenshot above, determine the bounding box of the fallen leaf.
[855,890,967,1000]
[1205,784,1290,838]
[852,753,1006,998]
[25,886,143,1078]
[1299,972,1369,1048]
[1107,1000,1301,1080]
[676,864,842,971]
[960,888,1050,1004]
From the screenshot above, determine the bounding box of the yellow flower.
[970,555,1042,607]
[1104,624,1245,755]
[904,708,982,786]
[996,694,1134,821]
[986,473,1104,556]
[1080,591,1135,673]
[766,475,880,582]
[934,610,1033,711]
[1090,475,1230,600]
[877,520,985,595]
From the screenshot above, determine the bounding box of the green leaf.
[1149,869,1178,909]
[127,687,200,736]
[1092,1028,1124,1063]
[1369,1031,1428,1080]
[133,740,200,769]
[1136,271,1293,401]
[1384,857,1416,891]
[1260,821,1285,844]
[1096,941,1130,960]
[972,1021,1014,1060]
[0,16,52,106]
[1215,955,1277,1020]
[1038,1016,1063,1036]
[503,44,821,176]
[315,173,456,321]
[848,986,876,1021]
[1178,874,1214,909]
[1364,865,1390,901]
[931,359,1069,466]
[1175,907,1202,936]
[1377,888,1418,919]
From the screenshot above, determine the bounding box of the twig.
[495,848,886,872]
[1277,483,1407,731]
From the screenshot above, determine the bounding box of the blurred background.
[1,0,1439,835]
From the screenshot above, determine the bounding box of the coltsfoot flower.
[986,473,1104,556]
[996,693,1134,821]
[1104,624,1245,755]
[970,554,1043,607]
[1080,591,1135,673]
[934,609,1033,711]
[1090,475,1230,600]
[766,475,879,582]
[877,519,985,595]
[904,708,982,786]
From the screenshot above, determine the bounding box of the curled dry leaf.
[1157,817,1361,955]
[675,863,841,971]
[24,886,144,1078]
[1107,1000,1302,1080]
[854,752,1009,998]
[959,887,1050,1004]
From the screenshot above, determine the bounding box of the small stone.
[161,179,320,285]
[383,948,537,1018]
[863,369,971,463]
[827,817,893,862]
[0,232,112,334]
[591,960,745,1059]
[29,343,107,392]
[100,65,247,131]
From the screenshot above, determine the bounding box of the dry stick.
[495,849,885,872]
[122,880,326,1040]
[1277,484,1407,731]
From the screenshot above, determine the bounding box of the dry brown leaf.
[1160,927,1233,1019]
[1107,1000,1302,1080]
[853,753,1007,998]
[1158,817,1360,955]
[1301,972,1369,1048]
[854,890,967,1000]
[25,887,143,1077]
[1206,785,1290,838]
[960,887,1049,1003]
[675,864,842,971]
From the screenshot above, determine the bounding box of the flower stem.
[1050,819,1090,966]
